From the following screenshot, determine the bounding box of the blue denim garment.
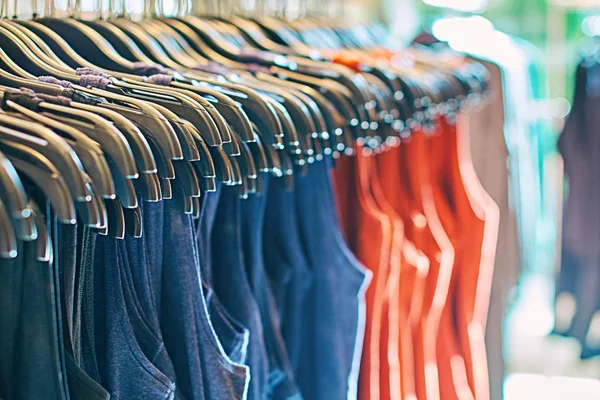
[240,174,302,400]
[293,159,370,400]
[66,352,110,400]
[204,285,250,365]
[211,186,270,400]
[321,158,371,400]
[197,187,253,386]
[55,221,109,400]
[118,232,180,398]
[160,198,250,400]
[142,196,166,320]
[0,238,70,400]
[119,199,180,396]
[94,234,176,400]
[196,184,222,283]
[262,175,313,376]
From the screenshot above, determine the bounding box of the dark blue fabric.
[118,213,180,397]
[66,352,110,400]
[240,174,302,400]
[94,234,176,400]
[293,158,369,400]
[211,186,270,400]
[196,185,253,390]
[56,221,109,400]
[204,285,250,365]
[197,186,222,283]
[0,239,70,400]
[262,175,313,376]
[160,198,250,400]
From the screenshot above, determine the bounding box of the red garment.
[334,148,393,400]
[334,114,499,400]
[433,117,499,400]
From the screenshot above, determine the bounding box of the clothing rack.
[0,1,510,399]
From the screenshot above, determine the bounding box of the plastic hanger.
[0,121,96,227]
[74,170,105,228]
[0,147,35,241]
[10,101,141,208]
[160,17,244,68]
[237,139,258,194]
[167,79,256,144]
[181,120,216,179]
[104,197,126,238]
[70,102,158,174]
[253,71,352,150]
[182,119,233,184]
[0,133,76,223]
[138,19,207,68]
[215,16,297,55]
[160,177,173,199]
[172,159,201,198]
[73,85,183,178]
[35,17,138,72]
[0,199,18,258]
[12,98,139,177]
[107,18,189,70]
[132,81,241,156]
[0,25,84,82]
[251,17,310,52]
[81,19,156,64]
[0,45,73,95]
[252,123,282,177]
[123,205,143,238]
[0,106,92,202]
[193,79,284,146]
[14,20,143,79]
[4,101,117,199]
[246,130,270,174]
[106,78,226,148]
[142,101,202,160]
[0,20,75,74]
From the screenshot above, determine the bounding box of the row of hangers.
[0,0,489,261]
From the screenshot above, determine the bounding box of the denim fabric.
[160,198,250,400]
[57,222,78,353]
[196,185,222,283]
[293,159,370,400]
[196,186,253,393]
[0,239,70,400]
[118,231,179,396]
[55,221,109,400]
[204,285,250,365]
[119,199,179,392]
[262,176,313,376]
[211,186,270,400]
[322,158,371,400]
[240,174,302,400]
[142,196,166,320]
[94,234,176,400]
[66,353,110,400]
[75,226,103,381]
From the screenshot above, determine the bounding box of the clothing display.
[0,5,512,400]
